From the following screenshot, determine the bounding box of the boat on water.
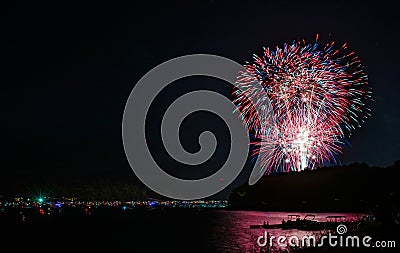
[326,215,347,223]
[324,215,354,229]
[249,214,300,229]
[250,214,355,231]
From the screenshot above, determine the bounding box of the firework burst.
[234,35,371,175]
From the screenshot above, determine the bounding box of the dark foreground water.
[1,209,369,253]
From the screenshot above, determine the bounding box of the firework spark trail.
[234,36,372,175]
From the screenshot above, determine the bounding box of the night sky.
[2,1,399,196]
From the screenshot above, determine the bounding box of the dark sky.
[2,1,399,196]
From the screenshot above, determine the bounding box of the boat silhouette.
[250,214,353,231]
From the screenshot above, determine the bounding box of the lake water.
[210,210,362,252]
[2,209,363,252]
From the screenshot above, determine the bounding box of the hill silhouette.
[229,161,400,218]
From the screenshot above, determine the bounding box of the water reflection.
[211,211,362,252]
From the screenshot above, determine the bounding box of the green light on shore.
[38,198,44,203]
